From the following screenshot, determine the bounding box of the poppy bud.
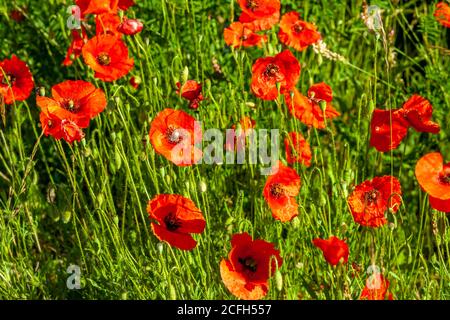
[169,284,177,300]
[130,76,141,89]
[319,100,327,111]
[199,180,207,193]
[62,211,72,224]
[121,292,128,300]
[117,18,143,35]
[182,66,189,84]
[156,242,164,254]
[275,269,283,291]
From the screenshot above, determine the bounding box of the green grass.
[0,0,449,299]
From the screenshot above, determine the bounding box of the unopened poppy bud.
[114,96,121,106]
[121,292,128,300]
[62,210,72,224]
[36,86,46,97]
[181,67,189,84]
[156,242,164,254]
[319,100,327,111]
[130,76,141,89]
[118,18,144,35]
[198,180,207,193]
[115,148,122,170]
[291,216,300,229]
[169,284,177,300]
[113,216,119,226]
[275,269,283,291]
[97,193,104,206]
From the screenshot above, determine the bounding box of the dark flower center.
[439,169,450,185]
[164,212,182,231]
[239,257,257,273]
[166,126,183,144]
[293,22,304,33]
[1,73,16,86]
[264,64,280,79]
[270,183,285,198]
[364,190,379,204]
[97,52,111,66]
[246,0,258,11]
[61,99,78,112]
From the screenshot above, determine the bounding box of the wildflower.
[149,108,202,166]
[278,12,321,51]
[176,80,204,109]
[130,76,141,89]
[82,35,134,82]
[369,108,409,153]
[348,176,402,228]
[220,232,282,300]
[263,161,301,222]
[284,131,312,166]
[63,28,88,66]
[224,22,267,48]
[237,0,280,31]
[117,18,144,36]
[147,194,206,251]
[312,236,349,266]
[402,95,440,134]
[360,273,393,300]
[434,2,450,28]
[96,13,122,38]
[251,50,300,101]
[76,0,119,16]
[0,55,34,105]
[285,83,340,129]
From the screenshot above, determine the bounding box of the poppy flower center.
[166,126,183,144]
[97,52,111,66]
[62,99,79,112]
[246,0,258,11]
[293,22,304,33]
[264,64,280,79]
[439,169,450,185]
[364,190,379,204]
[164,212,182,231]
[1,73,16,86]
[270,183,285,198]
[238,257,257,273]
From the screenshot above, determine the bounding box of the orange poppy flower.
[415,152,450,201]
[263,161,301,222]
[149,108,203,166]
[402,95,440,134]
[348,176,402,228]
[0,55,34,105]
[176,80,204,109]
[36,80,107,129]
[96,13,122,38]
[40,110,85,144]
[369,108,409,153]
[237,0,280,31]
[224,22,267,48]
[429,196,450,213]
[220,232,282,300]
[118,17,144,35]
[63,28,88,67]
[278,12,321,51]
[284,131,312,166]
[360,273,393,300]
[225,116,256,152]
[251,50,301,101]
[147,194,206,251]
[285,83,340,129]
[76,0,119,16]
[312,236,349,266]
[82,35,134,82]
[434,2,450,28]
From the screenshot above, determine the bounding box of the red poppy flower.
[40,110,85,144]
[284,131,312,166]
[176,80,204,109]
[278,12,321,51]
[225,116,256,152]
[312,236,349,266]
[429,196,450,213]
[285,84,340,129]
[402,95,440,134]
[360,273,393,300]
[348,176,402,228]
[237,0,280,31]
[36,80,107,129]
[130,76,141,89]
[251,50,300,101]
[223,22,267,48]
[10,9,25,22]
[118,0,135,10]
[149,108,202,166]
[434,2,450,28]
[415,152,450,201]
[63,28,88,66]
[82,35,134,82]
[263,161,301,222]
[76,0,119,16]
[96,13,122,38]
[220,232,282,300]
[147,194,206,251]
[369,108,409,153]
[0,55,34,105]
[117,18,144,35]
